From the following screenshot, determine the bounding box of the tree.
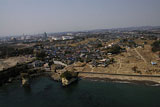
[132,66,137,72]
[108,45,122,54]
[36,50,46,60]
[151,40,160,52]
[60,71,78,80]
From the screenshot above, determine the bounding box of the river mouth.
[0,76,160,107]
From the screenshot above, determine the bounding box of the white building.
[51,37,62,40]
[62,36,73,40]
[66,33,73,36]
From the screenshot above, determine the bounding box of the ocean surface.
[0,77,160,107]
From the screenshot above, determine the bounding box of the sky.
[0,0,160,36]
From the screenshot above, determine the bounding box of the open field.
[74,39,160,76]
[0,56,34,71]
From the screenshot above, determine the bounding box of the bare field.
[0,56,34,71]
[75,41,160,76]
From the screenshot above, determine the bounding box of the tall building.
[44,32,47,38]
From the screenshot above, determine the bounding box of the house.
[151,62,157,65]
[91,60,98,67]
[44,63,49,68]
[107,53,112,55]
[32,60,44,67]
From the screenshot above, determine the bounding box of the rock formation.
[60,71,78,86]
[21,73,30,86]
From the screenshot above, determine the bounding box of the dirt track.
[134,48,147,63]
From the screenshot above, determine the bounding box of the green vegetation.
[21,73,29,79]
[60,71,78,80]
[35,50,46,60]
[97,43,103,48]
[109,58,115,64]
[151,40,160,52]
[107,45,122,54]
[120,39,137,47]
[0,45,33,58]
[132,66,141,74]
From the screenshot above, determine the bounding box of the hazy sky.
[0,0,160,36]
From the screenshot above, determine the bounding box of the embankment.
[0,64,29,85]
[78,72,160,85]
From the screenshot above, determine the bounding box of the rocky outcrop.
[21,73,30,86]
[60,71,78,86]
[0,64,29,85]
[61,77,77,86]
[22,78,30,86]
[8,77,13,83]
[51,73,61,81]
[51,70,78,86]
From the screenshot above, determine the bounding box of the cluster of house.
[90,58,114,67]
[29,37,120,70]
[50,36,74,41]
[27,60,51,71]
[28,33,160,71]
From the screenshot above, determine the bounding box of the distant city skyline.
[0,0,160,36]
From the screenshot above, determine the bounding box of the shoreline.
[78,73,160,86]
[80,77,160,86]
[1,70,160,87]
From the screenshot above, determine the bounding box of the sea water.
[0,77,160,107]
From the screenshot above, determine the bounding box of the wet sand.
[78,72,160,86]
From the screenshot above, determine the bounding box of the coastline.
[78,72,160,86]
[1,67,160,87]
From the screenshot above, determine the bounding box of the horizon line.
[1,25,160,38]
